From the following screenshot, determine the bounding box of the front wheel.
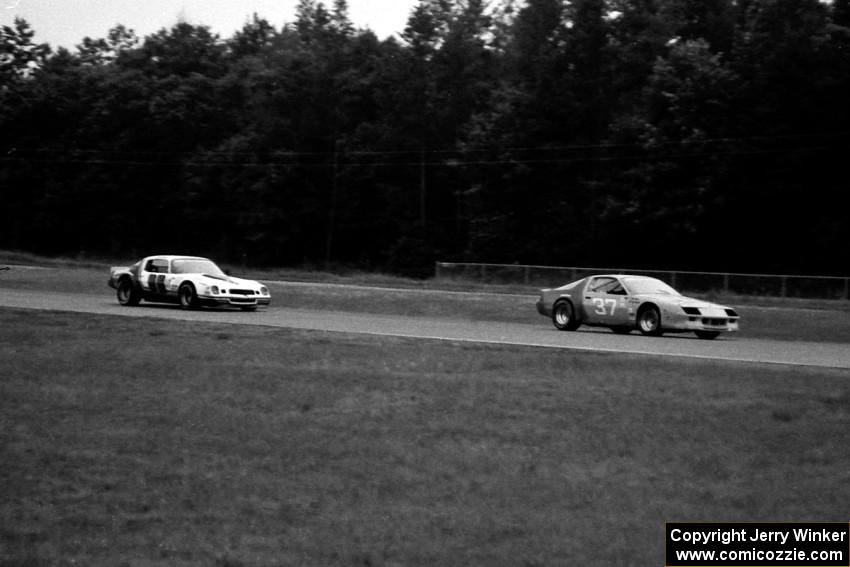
[178,283,199,310]
[695,331,720,340]
[116,277,141,306]
[637,305,663,336]
[552,300,580,331]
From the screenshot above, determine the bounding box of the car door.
[583,276,631,326]
[139,258,169,296]
[162,259,183,295]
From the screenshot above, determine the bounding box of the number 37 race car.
[536,274,739,339]
[108,255,271,311]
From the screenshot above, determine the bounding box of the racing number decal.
[147,274,167,294]
[592,297,617,316]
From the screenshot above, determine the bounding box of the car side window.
[145,259,169,273]
[590,277,626,295]
[588,277,616,293]
[608,282,626,295]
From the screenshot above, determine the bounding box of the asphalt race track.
[1,287,848,369]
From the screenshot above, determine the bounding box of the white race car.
[108,255,271,311]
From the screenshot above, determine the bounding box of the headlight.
[210,286,219,294]
[260,286,269,295]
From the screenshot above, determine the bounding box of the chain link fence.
[435,262,850,300]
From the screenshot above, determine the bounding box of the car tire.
[611,326,632,335]
[552,300,580,331]
[637,305,663,336]
[179,283,199,310]
[116,277,141,306]
[695,331,720,340]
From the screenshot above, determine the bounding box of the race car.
[536,274,739,339]
[108,255,271,310]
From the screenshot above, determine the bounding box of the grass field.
[2,308,849,566]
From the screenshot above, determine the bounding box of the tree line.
[1,0,848,276]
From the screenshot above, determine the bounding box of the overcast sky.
[2,0,418,49]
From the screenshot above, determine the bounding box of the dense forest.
[1,0,848,276]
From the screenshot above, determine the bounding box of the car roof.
[146,255,211,262]
[593,274,661,281]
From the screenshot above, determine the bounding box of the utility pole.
[325,138,339,269]
[419,148,427,227]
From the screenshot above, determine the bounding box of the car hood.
[197,273,260,287]
[635,293,726,309]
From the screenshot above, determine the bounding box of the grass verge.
[2,309,849,566]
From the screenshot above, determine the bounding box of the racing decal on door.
[147,274,167,294]
[592,297,617,316]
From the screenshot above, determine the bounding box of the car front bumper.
[198,294,271,307]
[668,315,739,333]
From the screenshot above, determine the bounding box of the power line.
[0,144,837,169]
[3,130,848,160]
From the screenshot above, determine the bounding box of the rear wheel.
[637,305,663,336]
[116,277,141,306]
[695,331,720,340]
[552,300,580,331]
[178,283,199,310]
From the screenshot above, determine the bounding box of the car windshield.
[623,277,680,296]
[171,259,225,276]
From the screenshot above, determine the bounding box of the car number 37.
[592,297,617,316]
